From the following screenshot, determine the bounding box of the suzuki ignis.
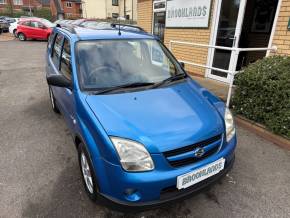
[46,24,237,211]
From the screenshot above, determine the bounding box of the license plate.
[177,158,225,189]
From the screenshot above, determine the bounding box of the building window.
[65,13,72,17]
[13,0,23,5]
[112,13,119,19]
[112,0,118,6]
[66,1,72,8]
[0,0,6,4]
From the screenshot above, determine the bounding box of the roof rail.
[56,23,76,34]
[111,23,146,33]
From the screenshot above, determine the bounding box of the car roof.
[57,26,156,41]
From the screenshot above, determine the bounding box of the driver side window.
[30,21,39,28]
[38,22,46,29]
[52,34,64,69]
[60,38,72,80]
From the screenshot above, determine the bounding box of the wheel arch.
[74,134,82,150]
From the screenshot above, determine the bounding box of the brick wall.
[272,0,290,55]
[137,0,215,77]
[164,0,216,77]
[137,0,153,33]
[164,28,212,77]
[62,1,82,18]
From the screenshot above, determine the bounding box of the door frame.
[267,0,282,56]
[151,0,167,34]
[206,0,248,83]
[206,0,282,83]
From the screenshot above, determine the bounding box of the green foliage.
[232,56,290,138]
[0,8,52,21]
[0,11,26,18]
[33,8,52,21]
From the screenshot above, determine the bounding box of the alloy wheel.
[18,33,25,41]
[81,152,94,194]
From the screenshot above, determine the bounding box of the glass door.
[152,0,166,42]
[208,0,247,83]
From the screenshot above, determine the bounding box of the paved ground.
[0,40,290,218]
[0,32,15,41]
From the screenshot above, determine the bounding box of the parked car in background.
[71,18,97,27]
[79,21,111,29]
[45,25,237,210]
[0,16,16,23]
[54,19,74,26]
[17,18,55,41]
[0,19,9,33]
[9,18,20,37]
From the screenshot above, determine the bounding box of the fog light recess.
[124,189,141,202]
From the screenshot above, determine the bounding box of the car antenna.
[118,23,121,35]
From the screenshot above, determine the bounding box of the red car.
[16,18,55,41]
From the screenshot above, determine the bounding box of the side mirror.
[47,74,72,89]
[180,62,185,68]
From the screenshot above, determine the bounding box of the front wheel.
[78,143,99,201]
[18,33,26,41]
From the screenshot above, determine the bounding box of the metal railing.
[169,40,277,107]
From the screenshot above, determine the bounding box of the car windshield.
[76,39,183,90]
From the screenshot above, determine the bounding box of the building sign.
[166,0,211,28]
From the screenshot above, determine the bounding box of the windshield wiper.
[92,82,155,95]
[152,73,187,89]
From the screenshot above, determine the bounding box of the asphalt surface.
[0,40,290,218]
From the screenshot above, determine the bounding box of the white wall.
[82,0,137,20]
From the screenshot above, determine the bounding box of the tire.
[13,29,17,37]
[18,33,26,41]
[48,87,60,113]
[78,142,99,201]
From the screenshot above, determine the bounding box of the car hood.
[85,80,224,153]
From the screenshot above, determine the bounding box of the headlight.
[110,137,154,172]
[224,108,236,142]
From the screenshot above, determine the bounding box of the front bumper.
[100,154,235,212]
[92,136,237,211]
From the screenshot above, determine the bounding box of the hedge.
[232,55,290,139]
[0,8,52,21]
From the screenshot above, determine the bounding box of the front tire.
[18,33,26,41]
[78,143,98,201]
[48,87,60,113]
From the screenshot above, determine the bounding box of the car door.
[48,33,76,131]
[37,22,49,39]
[29,21,44,39]
[18,21,32,38]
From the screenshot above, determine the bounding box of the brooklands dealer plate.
[177,158,225,190]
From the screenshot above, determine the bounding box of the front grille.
[163,134,222,168]
[159,156,234,200]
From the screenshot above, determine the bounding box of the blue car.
[45,24,237,211]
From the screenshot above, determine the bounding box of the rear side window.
[52,34,63,68]
[21,21,30,26]
[30,21,39,28]
[60,38,72,80]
